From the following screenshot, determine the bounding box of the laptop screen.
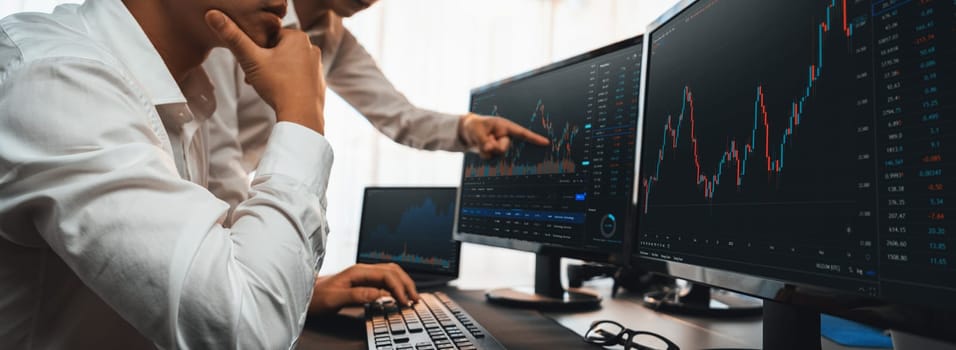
[356,187,460,277]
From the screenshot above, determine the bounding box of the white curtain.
[1,0,680,288]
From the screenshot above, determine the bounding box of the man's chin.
[253,27,281,48]
[264,33,280,48]
[252,14,284,48]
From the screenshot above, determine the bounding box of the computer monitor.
[357,187,461,287]
[634,0,955,348]
[454,35,644,309]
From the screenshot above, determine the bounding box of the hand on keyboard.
[309,263,420,315]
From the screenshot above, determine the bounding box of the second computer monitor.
[455,35,643,262]
[453,36,643,309]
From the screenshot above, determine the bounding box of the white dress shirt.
[204,0,469,178]
[0,1,333,349]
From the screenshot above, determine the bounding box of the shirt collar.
[78,0,187,106]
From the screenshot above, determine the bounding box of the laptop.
[356,187,461,288]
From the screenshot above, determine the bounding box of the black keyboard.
[365,292,506,350]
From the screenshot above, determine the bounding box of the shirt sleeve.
[0,59,332,349]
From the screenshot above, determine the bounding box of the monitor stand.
[485,255,602,310]
[763,300,822,350]
[642,282,763,318]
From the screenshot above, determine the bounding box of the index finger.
[204,10,261,60]
[380,272,411,306]
[504,120,550,146]
[386,263,420,303]
[353,265,414,305]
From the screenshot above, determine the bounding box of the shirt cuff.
[255,122,334,195]
[436,112,473,152]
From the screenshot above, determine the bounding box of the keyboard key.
[389,324,406,335]
[367,292,502,350]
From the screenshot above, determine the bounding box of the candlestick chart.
[641,0,863,214]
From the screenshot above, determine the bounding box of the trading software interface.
[358,189,459,274]
[637,0,955,302]
[458,38,642,252]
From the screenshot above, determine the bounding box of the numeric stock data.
[637,0,955,302]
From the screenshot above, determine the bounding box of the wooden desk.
[297,281,874,349]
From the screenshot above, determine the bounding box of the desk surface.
[297,279,875,350]
[546,288,764,349]
[545,281,871,350]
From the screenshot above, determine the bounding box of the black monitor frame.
[453,35,644,267]
[631,0,956,345]
[453,36,644,310]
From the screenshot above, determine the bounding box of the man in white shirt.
[0,0,393,348]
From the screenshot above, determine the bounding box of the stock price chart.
[358,189,459,273]
[638,0,955,300]
[458,39,642,251]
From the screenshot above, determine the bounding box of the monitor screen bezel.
[356,186,461,278]
[453,35,644,265]
[632,0,956,342]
